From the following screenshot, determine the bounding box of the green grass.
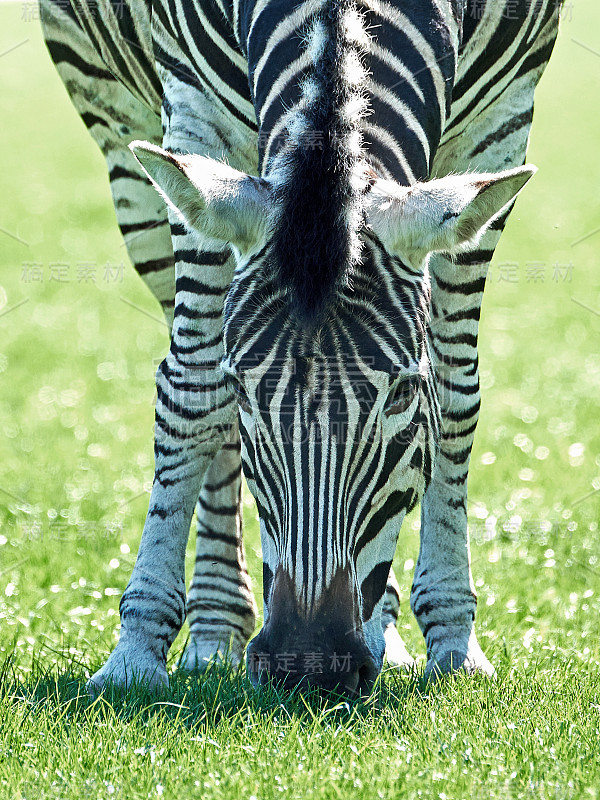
[1,2,599,798]
[1,659,599,800]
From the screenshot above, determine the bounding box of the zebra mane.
[270,0,369,325]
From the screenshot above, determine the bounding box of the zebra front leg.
[87,355,236,694]
[411,456,493,681]
[88,200,237,692]
[382,566,415,670]
[410,253,494,681]
[179,423,257,672]
[409,33,559,675]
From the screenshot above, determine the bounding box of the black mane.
[271,0,366,325]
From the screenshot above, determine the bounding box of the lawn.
[0,1,599,798]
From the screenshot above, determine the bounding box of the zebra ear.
[366,165,536,268]
[129,141,271,251]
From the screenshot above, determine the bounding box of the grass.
[1,658,599,799]
[0,1,599,798]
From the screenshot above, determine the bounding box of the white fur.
[300,76,320,104]
[342,49,367,87]
[130,141,272,252]
[343,7,370,48]
[286,111,309,145]
[304,18,327,62]
[365,165,536,269]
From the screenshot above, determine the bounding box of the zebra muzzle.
[246,567,378,696]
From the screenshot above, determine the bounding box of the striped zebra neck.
[264,0,369,324]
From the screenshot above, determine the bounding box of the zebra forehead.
[224,241,429,363]
[227,327,424,377]
[234,351,420,375]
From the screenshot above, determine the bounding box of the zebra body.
[41,0,561,692]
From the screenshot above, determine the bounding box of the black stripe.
[197,497,239,516]
[470,109,533,156]
[45,40,114,81]
[119,220,168,236]
[433,274,486,295]
[136,258,173,275]
[176,275,228,296]
[454,250,495,267]
[110,165,147,182]
[174,304,223,321]
[174,249,230,266]
[81,111,110,130]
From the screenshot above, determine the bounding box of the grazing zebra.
[41,0,561,694]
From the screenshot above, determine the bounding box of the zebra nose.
[246,638,378,697]
[247,566,379,696]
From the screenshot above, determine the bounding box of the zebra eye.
[384,378,418,416]
[226,375,252,414]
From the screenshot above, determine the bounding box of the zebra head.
[132,141,533,693]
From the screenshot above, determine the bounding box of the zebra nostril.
[344,668,360,695]
[333,652,378,696]
[357,656,378,692]
[340,656,378,697]
[246,569,381,696]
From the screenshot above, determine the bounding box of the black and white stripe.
[40,0,561,691]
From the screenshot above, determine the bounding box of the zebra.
[41,0,561,694]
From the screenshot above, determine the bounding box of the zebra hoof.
[86,645,169,696]
[424,646,495,683]
[383,623,416,671]
[177,637,244,674]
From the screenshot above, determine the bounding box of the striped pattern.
[40,0,561,691]
[222,235,437,606]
